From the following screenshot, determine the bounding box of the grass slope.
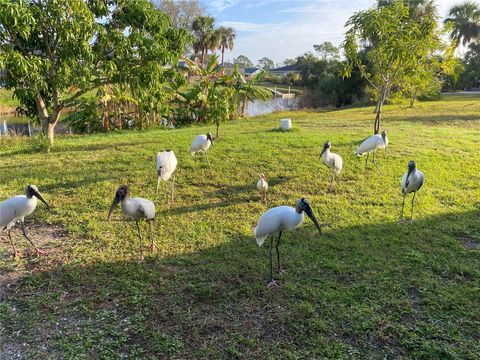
[1,97,480,359]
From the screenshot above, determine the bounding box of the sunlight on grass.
[1,97,479,358]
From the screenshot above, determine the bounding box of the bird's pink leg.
[7,230,21,258]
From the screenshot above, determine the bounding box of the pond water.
[246,96,300,117]
[0,96,300,135]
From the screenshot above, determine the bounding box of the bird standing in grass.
[256,174,268,205]
[320,141,343,192]
[400,160,424,220]
[108,185,156,261]
[254,198,322,288]
[190,132,214,168]
[156,149,178,202]
[0,185,51,258]
[356,130,389,174]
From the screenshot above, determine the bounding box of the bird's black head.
[321,141,331,156]
[207,132,214,145]
[381,130,387,139]
[108,185,129,220]
[407,160,416,173]
[296,198,322,236]
[26,185,50,210]
[115,185,129,200]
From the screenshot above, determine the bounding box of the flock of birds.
[1,128,425,287]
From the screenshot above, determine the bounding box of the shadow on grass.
[1,210,479,358]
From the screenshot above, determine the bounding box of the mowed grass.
[1,96,479,359]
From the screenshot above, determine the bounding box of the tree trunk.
[409,88,419,108]
[216,122,220,138]
[46,122,55,144]
[221,47,225,65]
[241,97,248,116]
[374,87,387,134]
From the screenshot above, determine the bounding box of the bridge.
[264,87,296,99]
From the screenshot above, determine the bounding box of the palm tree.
[192,16,216,65]
[444,1,480,46]
[217,26,236,64]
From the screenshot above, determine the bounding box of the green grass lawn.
[1,96,479,359]
[0,89,18,110]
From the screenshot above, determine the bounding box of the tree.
[314,42,340,60]
[154,0,205,29]
[217,26,235,64]
[282,58,297,66]
[0,0,189,145]
[444,1,480,46]
[257,57,274,70]
[234,55,254,68]
[343,0,443,134]
[192,16,218,65]
[234,72,271,117]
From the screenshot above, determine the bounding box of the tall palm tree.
[217,26,236,64]
[444,1,480,46]
[192,16,215,65]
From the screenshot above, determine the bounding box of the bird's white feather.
[254,206,304,246]
[322,149,343,175]
[190,134,211,155]
[401,169,424,194]
[356,134,388,155]
[257,178,268,192]
[0,195,38,230]
[121,197,156,220]
[156,150,178,181]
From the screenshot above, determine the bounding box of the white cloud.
[218,0,472,64]
[208,0,240,12]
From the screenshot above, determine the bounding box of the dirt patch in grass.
[459,236,480,250]
[0,222,70,289]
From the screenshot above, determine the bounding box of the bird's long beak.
[107,196,120,220]
[305,205,322,236]
[33,190,51,211]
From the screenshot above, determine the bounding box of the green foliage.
[234,55,254,68]
[0,0,189,145]
[1,96,479,358]
[444,1,480,46]
[29,133,52,153]
[314,41,340,60]
[257,57,274,70]
[343,0,448,132]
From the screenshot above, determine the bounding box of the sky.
[205,0,469,66]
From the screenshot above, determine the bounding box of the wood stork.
[400,160,424,220]
[254,198,322,287]
[356,130,389,174]
[320,141,343,192]
[156,149,178,202]
[190,132,214,168]
[107,185,157,261]
[256,174,268,205]
[0,185,51,258]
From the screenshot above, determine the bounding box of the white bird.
[190,132,214,168]
[108,185,157,261]
[356,130,389,173]
[254,198,322,287]
[0,185,51,258]
[256,173,268,205]
[400,160,425,220]
[156,149,178,202]
[320,141,343,192]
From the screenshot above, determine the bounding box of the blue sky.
[205,0,467,66]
